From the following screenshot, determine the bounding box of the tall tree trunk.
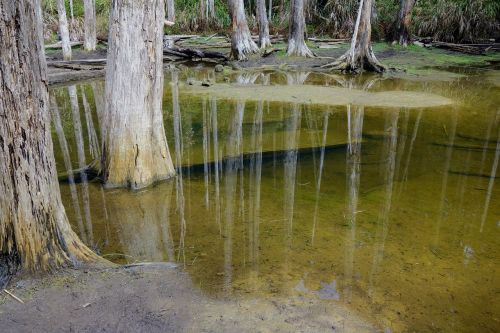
[228,0,258,60]
[200,0,206,27]
[56,0,72,60]
[83,0,97,51]
[208,0,215,18]
[256,0,271,48]
[322,0,385,73]
[0,0,96,271]
[268,0,272,20]
[103,0,175,190]
[166,0,175,22]
[287,0,314,57]
[395,0,415,47]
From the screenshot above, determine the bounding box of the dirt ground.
[0,264,379,333]
[45,42,500,86]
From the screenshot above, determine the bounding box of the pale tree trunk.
[228,0,259,60]
[103,0,175,190]
[83,0,97,51]
[200,0,206,27]
[0,0,97,272]
[208,0,215,18]
[395,0,415,46]
[323,0,385,73]
[56,0,72,60]
[256,0,271,48]
[287,0,314,57]
[268,0,272,20]
[166,0,175,22]
[69,0,74,22]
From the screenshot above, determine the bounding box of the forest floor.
[45,40,500,85]
[0,264,378,333]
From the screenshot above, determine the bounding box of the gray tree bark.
[56,0,72,60]
[395,0,416,47]
[228,0,259,60]
[166,0,175,22]
[0,0,96,271]
[83,0,97,51]
[322,0,385,73]
[208,0,215,18]
[257,0,271,48]
[103,0,175,190]
[200,0,206,27]
[287,0,314,57]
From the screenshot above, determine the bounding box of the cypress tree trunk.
[56,0,72,60]
[166,0,175,22]
[396,0,415,47]
[228,0,259,60]
[0,0,97,272]
[200,0,206,27]
[287,0,314,57]
[83,0,97,51]
[103,0,175,190]
[322,0,385,73]
[256,0,271,48]
[208,0,215,18]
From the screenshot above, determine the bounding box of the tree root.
[322,48,386,74]
[286,41,316,58]
[231,35,259,61]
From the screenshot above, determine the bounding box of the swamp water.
[49,68,499,332]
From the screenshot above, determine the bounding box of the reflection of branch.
[480,129,500,232]
[368,110,399,295]
[50,95,86,243]
[312,112,329,245]
[211,97,222,235]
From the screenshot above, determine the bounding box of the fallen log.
[262,48,283,57]
[163,34,199,48]
[45,41,83,49]
[309,37,349,43]
[413,38,499,55]
[163,46,228,61]
[432,41,487,55]
[49,63,105,71]
[47,59,107,66]
[48,70,106,86]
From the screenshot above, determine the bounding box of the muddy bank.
[45,41,500,85]
[0,265,379,333]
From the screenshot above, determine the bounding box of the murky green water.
[49,67,500,332]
